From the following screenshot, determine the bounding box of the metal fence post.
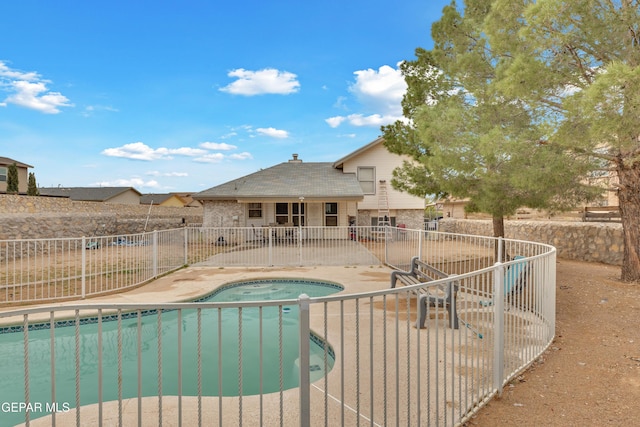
[184,227,188,266]
[268,227,273,266]
[81,236,86,299]
[384,225,389,264]
[153,230,158,277]
[493,261,505,395]
[298,294,311,427]
[298,225,303,266]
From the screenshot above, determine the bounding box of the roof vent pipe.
[289,154,302,163]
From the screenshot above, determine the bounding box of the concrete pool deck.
[7,264,424,427]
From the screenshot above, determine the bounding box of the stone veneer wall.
[0,195,203,240]
[1,195,626,265]
[395,209,424,231]
[201,200,244,228]
[356,209,423,230]
[438,219,624,266]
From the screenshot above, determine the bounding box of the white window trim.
[324,202,338,226]
[357,166,376,195]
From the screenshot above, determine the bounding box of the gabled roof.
[0,157,33,168]
[39,187,142,201]
[332,137,384,169]
[171,192,201,207]
[195,161,364,201]
[140,193,179,205]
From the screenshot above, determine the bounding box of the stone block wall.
[201,200,244,228]
[0,195,203,240]
[395,209,424,231]
[438,219,624,266]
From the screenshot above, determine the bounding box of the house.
[39,187,142,204]
[0,157,33,194]
[194,138,426,230]
[332,137,425,229]
[171,192,203,208]
[140,193,188,207]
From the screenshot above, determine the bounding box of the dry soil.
[466,259,640,426]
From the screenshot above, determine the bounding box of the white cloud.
[256,127,289,139]
[0,61,40,81]
[219,132,237,139]
[349,64,406,114]
[333,95,348,110]
[326,113,405,128]
[344,113,397,127]
[219,68,300,95]
[228,152,253,160]
[326,63,407,128]
[194,153,226,163]
[195,150,253,163]
[325,116,346,128]
[82,104,119,117]
[166,147,208,156]
[101,142,207,161]
[0,61,73,114]
[146,171,189,177]
[91,178,160,189]
[199,142,238,150]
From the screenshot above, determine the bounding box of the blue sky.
[1,0,450,192]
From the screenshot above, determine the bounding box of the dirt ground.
[467,258,640,426]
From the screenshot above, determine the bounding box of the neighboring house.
[0,157,33,194]
[194,138,426,230]
[171,192,203,208]
[39,187,142,204]
[434,197,470,219]
[140,193,187,207]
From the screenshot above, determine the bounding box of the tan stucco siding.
[341,142,424,211]
[0,165,29,193]
[108,191,142,205]
[157,196,186,207]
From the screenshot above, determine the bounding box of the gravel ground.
[466,259,640,426]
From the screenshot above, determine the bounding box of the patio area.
[1,227,556,426]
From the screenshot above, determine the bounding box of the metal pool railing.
[0,227,556,426]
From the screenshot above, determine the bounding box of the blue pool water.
[0,279,341,425]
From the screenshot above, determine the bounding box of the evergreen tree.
[384,0,597,240]
[486,0,640,281]
[27,172,39,196]
[6,163,19,194]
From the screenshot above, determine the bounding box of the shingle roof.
[39,187,141,201]
[0,157,33,168]
[195,162,364,201]
[140,193,176,205]
[332,137,383,168]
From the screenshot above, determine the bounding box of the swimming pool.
[0,278,341,425]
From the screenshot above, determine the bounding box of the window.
[275,203,289,224]
[274,202,305,225]
[357,167,375,194]
[292,202,305,226]
[0,167,6,182]
[325,203,338,226]
[248,203,262,218]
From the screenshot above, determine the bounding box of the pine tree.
[6,163,19,194]
[27,172,39,196]
[486,0,640,281]
[384,1,597,240]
